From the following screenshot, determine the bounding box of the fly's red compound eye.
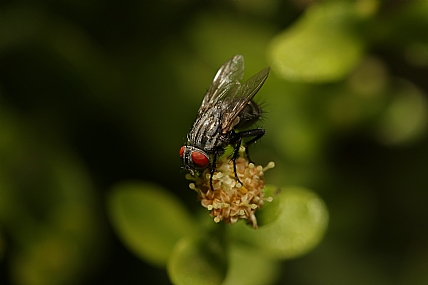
[179,146,185,158]
[191,151,209,168]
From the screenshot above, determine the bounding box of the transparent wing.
[221,66,270,133]
[198,55,245,115]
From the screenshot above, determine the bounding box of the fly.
[179,55,270,190]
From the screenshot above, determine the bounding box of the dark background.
[2,1,428,285]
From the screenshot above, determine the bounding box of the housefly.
[179,55,270,190]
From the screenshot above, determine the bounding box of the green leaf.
[107,182,198,267]
[222,243,280,285]
[268,2,367,83]
[376,80,428,145]
[167,235,227,285]
[230,186,328,260]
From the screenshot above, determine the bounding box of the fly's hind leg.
[240,128,265,163]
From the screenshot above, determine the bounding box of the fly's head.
[179,145,210,176]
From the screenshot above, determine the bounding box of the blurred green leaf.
[222,243,280,285]
[325,56,389,130]
[107,182,198,266]
[230,186,328,260]
[376,80,428,145]
[167,235,227,285]
[268,2,370,83]
[233,0,279,18]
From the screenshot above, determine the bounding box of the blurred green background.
[2,0,428,284]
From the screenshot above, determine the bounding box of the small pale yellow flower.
[187,147,274,229]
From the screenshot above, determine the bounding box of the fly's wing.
[221,66,270,133]
[197,55,245,116]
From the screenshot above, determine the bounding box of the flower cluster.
[187,147,274,229]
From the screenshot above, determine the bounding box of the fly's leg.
[209,154,217,191]
[231,142,244,186]
[231,128,265,184]
[239,129,266,162]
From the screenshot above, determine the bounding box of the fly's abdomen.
[234,100,262,130]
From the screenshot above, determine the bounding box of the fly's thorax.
[188,106,225,152]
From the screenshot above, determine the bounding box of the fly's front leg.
[209,154,218,191]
